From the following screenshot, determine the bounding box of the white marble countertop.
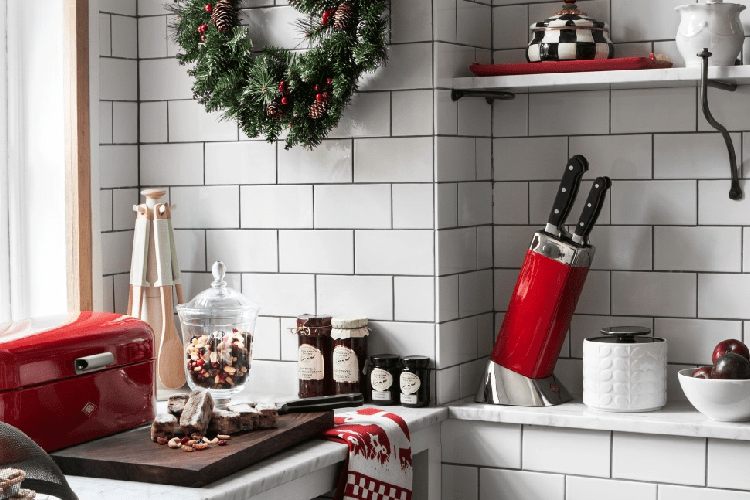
[65,396,447,500]
[450,398,750,441]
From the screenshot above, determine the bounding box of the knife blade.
[277,393,364,414]
[545,155,589,239]
[572,176,612,246]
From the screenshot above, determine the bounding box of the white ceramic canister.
[583,326,667,412]
[675,0,746,67]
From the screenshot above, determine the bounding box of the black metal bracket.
[451,89,515,104]
[699,48,741,200]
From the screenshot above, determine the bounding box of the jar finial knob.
[212,261,227,288]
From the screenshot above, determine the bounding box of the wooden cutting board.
[51,411,334,488]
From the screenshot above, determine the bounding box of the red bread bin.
[0,311,155,452]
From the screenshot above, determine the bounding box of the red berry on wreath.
[281,97,289,105]
[327,77,332,84]
[205,4,213,12]
[314,84,320,92]
[198,24,208,33]
[322,11,330,25]
[316,93,323,102]
[201,35,206,42]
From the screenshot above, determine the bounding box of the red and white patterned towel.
[322,408,412,500]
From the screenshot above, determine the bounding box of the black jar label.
[298,344,324,380]
[333,346,358,383]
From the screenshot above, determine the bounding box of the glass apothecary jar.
[177,261,260,408]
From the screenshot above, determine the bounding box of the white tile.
[493,5,528,49]
[436,137,476,182]
[253,317,281,360]
[655,226,741,272]
[166,14,180,57]
[611,180,697,225]
[101,0,136,16]
[494,137,568,181]
[569,315,653,358]
[477,225,493,269]
[437,317,477,368]
[111,15,137,59]
[441,420,521,468]
[459,270,493,317]
[556,357,584,396]
[437,275,459,322]
[140,101,167,143]
[457,1,491,48]
[354,138,433,183]
[111,188,138,231]
[241,185,313,229]
[139,58,194,101]
[477,313,494,358]
[99,100,113,145]
[529,180,612,226]
[493,182,528,224]
[393,184,433,229]
[206,230,278,273]
[458,98,492,137]
[329,92,390,138]
[659,485,750,500]
[394,277,435,322]
[699,274,750,319]
[611,88,696,133]
[100,145,138,188]
[656,318,741,365]
[477,139,492,180]
[480,469,564,500]
[360,42,433,92]
[611,0,686,42]
[314,185,391,229]
[669,363,694,402]
[655,133,742,179]
[442,465,477,500]
[100,58,138,101]
[243,360,298,396]
[102,275,115,313]
[140,143,203,186]
[206,141,276,185]
[460,358,487,399]
[435,89,458,135]
[242,274,315,317]
[523,426,610,477]
[494,226,534,269]
[355,230,434,276]
[708,439,750,490]
[391,0,432,43]
[699,180,750,225]
[493,94,528,138]
[569,135,653,180]
[101,231,134,275]
[138,0,170,16]
[171,186,240,229]
[100,189,113,231]
[316,275,393,321]
[437,183,458,229]
[433,42,476,89]
[492,48,527,63]
[590,226,652,271]
[655,40,686,68]
[436,366,460,404]
[279,230,353,274]
[237,7,302,50]
[745,227,750,271]
[434,0,456,42]
[99,14,111,57]
[612,432,705,486]
[566,476,656,500]
[392,90,433,137]
[494,269,519,312]
[437,228,477,275]
[367,321,436,363]
[168,100,237,142]
[181,272,242,308]
[138,15,167,59]
[114,274,131,315]
[173,229,206,272]
[576,270,611,315]
[699,85,750,132]
[112,102,137,144]
[529,91,610,136]
[458,182,492,226]
[277,139,352,184]
[612,271,696,318]
[280,317,297,361]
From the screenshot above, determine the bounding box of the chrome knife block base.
[475,360,573,407]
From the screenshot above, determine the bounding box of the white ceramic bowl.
[678,368,750,422]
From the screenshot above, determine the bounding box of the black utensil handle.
[283,393,363,407]
[280,393,364,414]
[547,156,589,231]
[574,176,612,240]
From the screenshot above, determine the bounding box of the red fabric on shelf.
[470,57,673,77]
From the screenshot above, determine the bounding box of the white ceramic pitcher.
[676,0,745,67]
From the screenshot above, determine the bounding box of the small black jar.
[399,356,430,407]
[370,354,401,405]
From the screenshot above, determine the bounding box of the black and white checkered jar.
[527,2,614,62]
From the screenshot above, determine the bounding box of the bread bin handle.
[75,352,115,374]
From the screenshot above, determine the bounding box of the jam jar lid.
[177,261,260,321]
[530,0,609,31]
[371,354,401,367]
[587,325,664,344]
[402,356,430,368]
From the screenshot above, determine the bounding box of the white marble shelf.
[452,65,750,94]
[449,399,750,441]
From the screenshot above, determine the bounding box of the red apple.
[712,352,750,379]
[693,366,712,379]
[712,339,750,363]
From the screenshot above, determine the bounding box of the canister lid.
[331,317,368,328]
[587,325,664,344]
[177,261,260,321]
[402,355,430,368]
[371,354,401,367]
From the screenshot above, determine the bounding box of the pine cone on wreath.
[308,100,328,119]
[211,0,236,33]
[333,1,354,30]
[266,102,284,118]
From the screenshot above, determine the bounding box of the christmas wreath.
[169,0,389,150]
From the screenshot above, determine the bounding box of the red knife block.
[477,231,595,406]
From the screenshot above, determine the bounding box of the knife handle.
[573,176,612,245]
[546,155,589,235]
[280,393,364,414]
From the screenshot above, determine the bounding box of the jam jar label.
[371,367,393,392]
[372,390,391,401]
[400,371,421,395]
[333,346,359,383]
[298,344,324,380]
[400,394,417,405]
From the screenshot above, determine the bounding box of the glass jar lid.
[402,356,430,369]
[371,354,401,367]
[177,261,260,321]
[531,1,609,31]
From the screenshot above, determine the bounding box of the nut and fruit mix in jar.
[186,330,253,390]
[332,317,369,395]
[295,314,333,398]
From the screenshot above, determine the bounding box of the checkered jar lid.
[530,2,609,32]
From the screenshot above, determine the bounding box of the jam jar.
[295,314,333,398]
[400,356,430,407]
[370,354,401,405]
[331,317,369,395]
